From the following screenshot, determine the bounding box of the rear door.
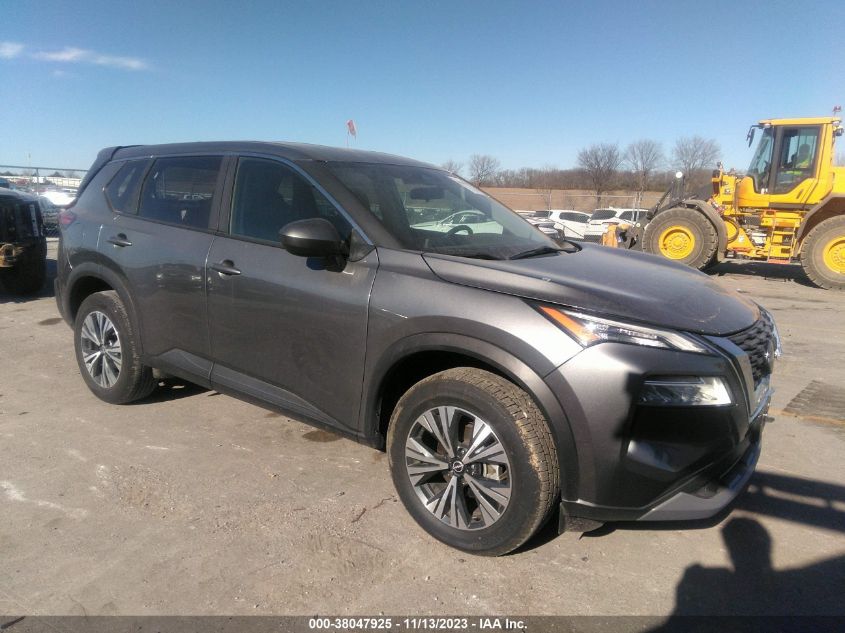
[206,156,377,433]
[102,155,226,377]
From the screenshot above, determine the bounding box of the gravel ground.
[0,243,843,617]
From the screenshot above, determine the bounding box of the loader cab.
[745,124,821,195]
[738,117,842,208]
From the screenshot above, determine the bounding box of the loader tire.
[800,215,845,290]
[643,207,718,270]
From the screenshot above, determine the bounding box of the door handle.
[107,233,132,247]
[210,260,241,276]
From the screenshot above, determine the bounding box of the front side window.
[138,156,221,229]
[773,126,819,194]
[747,128,774,193]
[327,163,554,259]
[230,158,350,243]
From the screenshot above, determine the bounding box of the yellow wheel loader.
[637,116,845,289]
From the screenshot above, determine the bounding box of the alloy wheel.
[404,406,512,530]
[79,310,122,388]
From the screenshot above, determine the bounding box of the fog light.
[639,377,732,406]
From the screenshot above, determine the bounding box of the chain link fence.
[0,164,88,237]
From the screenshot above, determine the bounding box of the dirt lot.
[1,242,843,617]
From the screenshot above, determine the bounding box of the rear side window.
[138,156,222,229]
[105,160,149,214]
[230,157,350,243]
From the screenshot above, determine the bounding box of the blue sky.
[1,0,842,173]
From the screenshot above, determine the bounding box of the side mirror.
[280,218,345,258]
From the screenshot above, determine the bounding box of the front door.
[206,156,376,433]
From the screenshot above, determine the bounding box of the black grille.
[727,314,775,386]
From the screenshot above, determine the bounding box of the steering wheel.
[446,224,473,236]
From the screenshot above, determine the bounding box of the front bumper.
[637,409,765,521]
[548,335,772,526]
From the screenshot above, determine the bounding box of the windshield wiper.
[509,245,562,260]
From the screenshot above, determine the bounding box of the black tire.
[800,215,845,290]
[74,290,157,404]
[642,207,718,270]
[0,245,46,295]
[387,368,559,556]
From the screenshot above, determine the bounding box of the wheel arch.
[795,195,845,247]
[64,264,143,348]
[361,333,580,501]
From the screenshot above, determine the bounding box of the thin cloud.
[0,41,25,59]
[33,46,149,70]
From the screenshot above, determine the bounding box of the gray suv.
[56,142,779,555]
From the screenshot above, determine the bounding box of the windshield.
[747,128,774,193]
[327,162,557,259]
[590,209,617,221]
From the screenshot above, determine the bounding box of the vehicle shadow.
[132,378,210,404]
[648,517,845,622]
[0,256,58,303]
[522,469,845,619]
[706,259,815,287]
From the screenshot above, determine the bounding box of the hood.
[422,244,759,336]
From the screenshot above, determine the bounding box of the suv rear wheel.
[74,291,157,404]
[387,368,559,556]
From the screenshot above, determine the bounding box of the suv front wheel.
[74,290,157,404]
[387,368,559,556]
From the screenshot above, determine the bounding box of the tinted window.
[231,158,350,242]
[105,160,149,214]
[138,156,221,229]
[591,209,616,221]
[619,211,633,221]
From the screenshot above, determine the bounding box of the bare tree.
[624,140,663,196]
[577,143,621,207]
[441,160,463,176]
[673,136,720,183]
[468,154,501,187]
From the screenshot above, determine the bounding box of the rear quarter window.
[105,160,150,214]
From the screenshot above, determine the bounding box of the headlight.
[538,306,708,353]
[639,376,733,406]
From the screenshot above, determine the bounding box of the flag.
[346,119,357,138]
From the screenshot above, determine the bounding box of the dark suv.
[56,142,779,555]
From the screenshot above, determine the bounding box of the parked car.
[37,196,60,230]
[523,216,562,240]
[0,177,12,189]
[56,142,778,555]
[513,210,563,240]
[39,189,76,208]
[547,209,590,239]
[0,188,47,294]
[584,208,648,242]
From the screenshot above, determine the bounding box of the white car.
[584,208,648,242]
[412,209,503,235]
[546,209,590,239]
[38,189,76,207]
